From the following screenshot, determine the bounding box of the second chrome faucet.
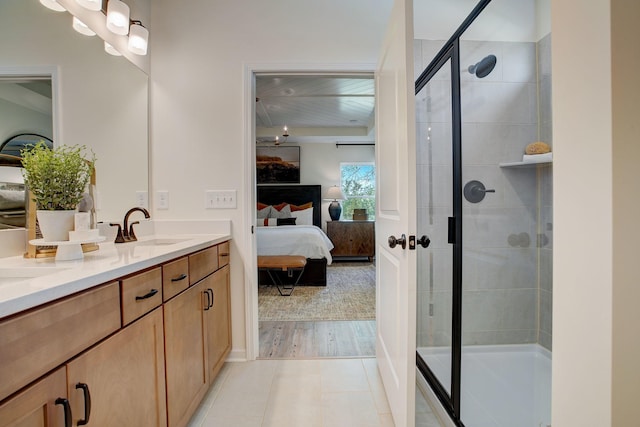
[110,207,150,243]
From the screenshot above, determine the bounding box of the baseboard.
[226,348,247,362]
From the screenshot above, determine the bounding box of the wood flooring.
[258,320,376,359]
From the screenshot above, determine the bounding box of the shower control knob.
[388,234,407,250]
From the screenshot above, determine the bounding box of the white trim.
[242,62,376,360]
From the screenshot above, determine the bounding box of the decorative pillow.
[290,207,313,226]
[272,202,288,211]
[257,202,269,210]
[269,203,291,218]
[290,202,313,211]
[277,217,297,226]
[257,205,272,219]
[257,218,277,227]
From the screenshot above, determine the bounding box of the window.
[340,162,375,220]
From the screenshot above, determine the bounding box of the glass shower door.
[416,57,455,404]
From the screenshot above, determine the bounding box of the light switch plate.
[205,190,237,209]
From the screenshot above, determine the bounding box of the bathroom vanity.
[0,232,231,427]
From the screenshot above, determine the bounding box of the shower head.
[468,54,497,78]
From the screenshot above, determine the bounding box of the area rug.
[258,262,375,321]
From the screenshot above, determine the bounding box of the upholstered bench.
[257,255,307,296]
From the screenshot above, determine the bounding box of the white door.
[375,0,416,426]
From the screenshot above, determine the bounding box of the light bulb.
[104,41,122,56]
[106,0,130,35]
[76,0,102,11]
[128,23,148,55]
[72,17,96,36]
[39,0,66,12]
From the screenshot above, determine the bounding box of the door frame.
[242,62,376,360]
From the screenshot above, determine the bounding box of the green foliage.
[20,141,96,210]
[341,163,376,220]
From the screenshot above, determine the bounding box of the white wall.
[297,143,375,228]
[150,0,391,359]
[551,0,640,425]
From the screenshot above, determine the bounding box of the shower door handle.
[417,235,431,248]
[388,234,406,249]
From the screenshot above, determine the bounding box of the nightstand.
[326,220,375,260]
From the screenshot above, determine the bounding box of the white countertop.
[0,233,230,319]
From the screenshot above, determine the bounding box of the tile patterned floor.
[187,358,444,427]
[187,358,395,427]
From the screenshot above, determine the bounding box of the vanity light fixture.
[39,0,66,12]
[76,0,103,11]
[128,21,148,55]
[72,16,96,36]
[106,0,130,35]
[104,41,122,56]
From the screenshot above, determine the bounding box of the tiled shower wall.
[415,36,553,349]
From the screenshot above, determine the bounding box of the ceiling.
[255,74,375,145]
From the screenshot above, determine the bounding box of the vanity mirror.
[0,0,149,231]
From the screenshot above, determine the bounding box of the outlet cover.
[135,191,148,209]
[156,191,169,210]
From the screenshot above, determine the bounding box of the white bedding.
[256,225,334,264]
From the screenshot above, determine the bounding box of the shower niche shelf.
[499,159,552,168]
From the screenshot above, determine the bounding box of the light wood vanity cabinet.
[67,307,167,427]
[162,257,190,301]
[0,240,231,427]
[164,248,231,427]
[0,282,120,402]
[121,267,162,326]
[0,367,67,427]
[205,265,231,381]
[164,281,209,427]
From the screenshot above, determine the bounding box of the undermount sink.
[0,267,69,286]
[133,238,189,247]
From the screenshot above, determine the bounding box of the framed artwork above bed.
[256,146,300,184]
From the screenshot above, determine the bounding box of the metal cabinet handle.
[417,235,431,248]
[388,234,407,249]
[135,288,158,300]
[55,397,72,427]
[171,273,187,282]
[75,383,91,426]
[207,288,214,309]
[204,289,211,310]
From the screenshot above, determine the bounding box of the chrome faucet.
[110,207,150,243]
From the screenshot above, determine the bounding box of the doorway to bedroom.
[254,72,377,359]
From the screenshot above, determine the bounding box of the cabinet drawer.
[0,282,120,402]
[189,246,218,285]
[121,267,162,326]
[163,257,190,302]
[217,241,230,268]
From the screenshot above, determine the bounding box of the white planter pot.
[37,210,76,242]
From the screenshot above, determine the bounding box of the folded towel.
[522,152,552,163]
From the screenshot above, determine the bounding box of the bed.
[256,184,333,286]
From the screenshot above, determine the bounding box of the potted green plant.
[21,141,95,242]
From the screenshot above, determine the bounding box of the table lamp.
[324,186,346,221]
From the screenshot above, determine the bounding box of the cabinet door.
[327,222,351,255]
[0,367,68,427]
[203,265,231,382]
[164,282,208,427]
[66,308,167,427]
